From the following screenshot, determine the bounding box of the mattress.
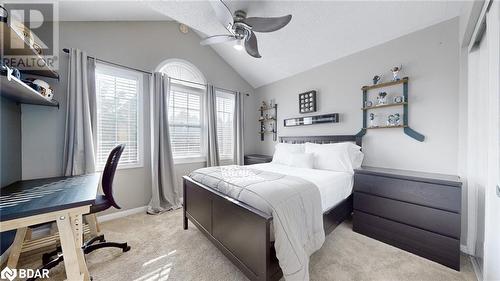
[250,163,354,212]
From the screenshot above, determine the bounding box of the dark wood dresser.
[352,167,462,270]
[244,154,273,165]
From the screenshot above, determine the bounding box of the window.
[95,63,143,170]
[158,59,206,162]
[168,84,204,159]
[216,90,235,164]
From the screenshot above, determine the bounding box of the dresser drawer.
[354,192,460,238]
[354,174,461,213]
[353,210,460,270]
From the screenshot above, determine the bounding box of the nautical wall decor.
[298,90,317,114]
[357,76,425,142]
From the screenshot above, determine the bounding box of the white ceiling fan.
[200,0,292,58]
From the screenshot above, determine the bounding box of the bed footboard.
[183,176,280,281]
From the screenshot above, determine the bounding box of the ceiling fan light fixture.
[233,39,244,51]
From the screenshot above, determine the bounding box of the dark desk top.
[0,173,100,222]
[355,166,461,187]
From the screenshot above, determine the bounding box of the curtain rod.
[62,48,250,96]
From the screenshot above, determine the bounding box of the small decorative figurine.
[394,113,401,126]
[372,75,381,85]
[387,114,395,126]
[261,101,267,109]
[365,100,373,108]
[369,113,376,128]
[394,95,404,103]
[391,65,402,81]
[377,92,388,105]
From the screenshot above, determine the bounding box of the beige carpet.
[17,209,476,281]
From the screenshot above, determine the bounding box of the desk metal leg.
[57,213,89,281]
[7,227,27,269]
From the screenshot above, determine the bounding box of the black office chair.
[39,144,131,273]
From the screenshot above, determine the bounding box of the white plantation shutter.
[216,90,235,163]
[95,63,143,169]
[168,84,204,158]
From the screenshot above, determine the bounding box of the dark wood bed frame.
[183,135,362,281]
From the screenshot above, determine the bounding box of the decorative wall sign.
[284,113,339,127]
[299,90,317,114]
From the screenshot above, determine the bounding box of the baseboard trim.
[460,244,472,254]
[97,205,148,223]
[470,255,482,281]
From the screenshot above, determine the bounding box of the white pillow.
[272,143,304,164]
[305,142,363,173]
[288,153,314,169]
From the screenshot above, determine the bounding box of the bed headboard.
[279,135,362,146]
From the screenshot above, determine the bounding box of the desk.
[0,174,100,281]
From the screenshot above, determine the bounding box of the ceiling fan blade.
[200,35,237,46]
[245,31,261,58]
[210,0,234,31]
[244,15,292,33]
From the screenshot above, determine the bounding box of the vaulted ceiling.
[59,1,465,89]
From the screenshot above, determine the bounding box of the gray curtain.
[148,73,181,214]
[206,85,219,166]
[234,92,245,165]
[62,48,96,176]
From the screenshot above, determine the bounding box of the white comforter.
[189,165,325,281]
[251,163,354,212]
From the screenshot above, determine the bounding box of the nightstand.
[244,154,273,165]
[352,166,462,270]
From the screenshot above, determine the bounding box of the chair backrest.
[102,144,125,209]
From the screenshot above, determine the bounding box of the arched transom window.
[158,59,206,162]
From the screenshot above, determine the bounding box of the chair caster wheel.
[123,245,131,252]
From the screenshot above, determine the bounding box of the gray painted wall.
[252,18,460,175]
[0,97,21,187]
[21,21,256,213]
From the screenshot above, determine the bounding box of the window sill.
[173,157,206,165]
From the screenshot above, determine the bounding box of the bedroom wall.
[21,21,256,213]
[0,97,21,187]
[0,97,22,255]
[252,18,460,175]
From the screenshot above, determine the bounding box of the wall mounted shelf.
[0,73,59,107]
[0,22,59,80]
[361,78,408,91]
[362,102,407,110]
[259,104,277,141]
[356,77,424,142]
[365,125,407,130]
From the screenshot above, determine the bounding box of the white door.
[482,1,500,280]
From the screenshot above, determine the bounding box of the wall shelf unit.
[259,104,277,141]
[365,125,407,130]
[356,77,424,142]
[0,72,59,107]
[362,102,407,110]
[1,22,59,80]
